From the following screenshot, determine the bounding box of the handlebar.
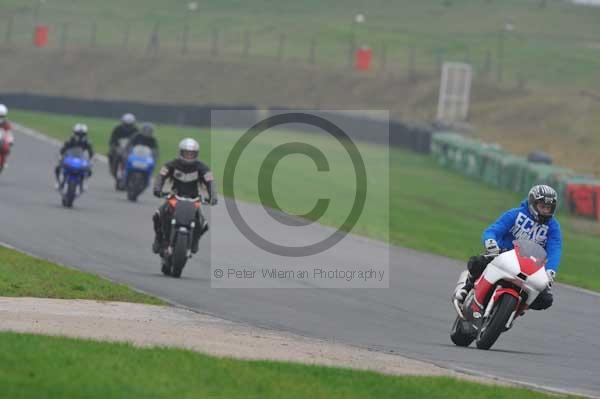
[159,192,210,205]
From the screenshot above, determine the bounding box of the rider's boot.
[152,211,163,254]
[453,270,475,303]
[191,221,209,254]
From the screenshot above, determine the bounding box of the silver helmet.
[178,138,199,164]
[121,113,136,125]
[527,184,558,223]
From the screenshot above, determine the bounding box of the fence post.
[408,46,416,80]
[146,21,160,55]
[482,49,492,77]
[347,38,355,68]
[277,33,286,62]
[60,23,69,53]
[122,25,130,50]
[464,45,471,64]
[4,16,13,45]
[435,48,444,75]
[181,23,189,55]
[211,28,219,56]
[379,42,387,73]
[242,30,251,57]
[308,38,317,65]
[90,21,97,48]
[496,30,504,83]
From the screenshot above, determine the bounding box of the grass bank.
[0,245,163,304]
[0,331,582,399]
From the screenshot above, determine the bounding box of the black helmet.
[528,184,557,223]
[140,123,154,137]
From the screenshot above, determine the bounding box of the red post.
[355,46,372,71]
[34,25,49,47]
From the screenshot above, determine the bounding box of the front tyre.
[475,294,517,350]
[450,316,475,347]
[62,180,77,208]
[127,172,145,202]
[171,234,189,278]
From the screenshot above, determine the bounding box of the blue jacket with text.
[482,199,562,272]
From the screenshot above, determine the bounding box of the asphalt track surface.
[2,127,600,397]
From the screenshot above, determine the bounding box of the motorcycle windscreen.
[63,148,90,170]
[131,145,152,158]
[513,239,547,268]
[128,145,155,170]
[173,200,197,226]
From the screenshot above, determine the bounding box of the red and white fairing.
[472,242,549,323]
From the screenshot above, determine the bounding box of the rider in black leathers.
[127,123,159,161]
[55,123,94,190]
[108,113,138,178]
[152,137,217,255]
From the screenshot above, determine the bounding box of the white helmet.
[178,138,199,164]
[0,104,7,122]
[121,113,136,125]
[73,123,88,138]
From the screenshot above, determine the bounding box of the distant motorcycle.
[114,138,130,191]
[59,148,91,208]
[121,145,155,202]
[158,194,207,278]
[450,239,551,350]
[0,129,12,174]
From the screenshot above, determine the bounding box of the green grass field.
[2,0,600,87]
[10,108,600,292]
[0,245,163,304]
[0,331,581,399]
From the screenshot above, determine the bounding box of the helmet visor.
[181,150,198,161]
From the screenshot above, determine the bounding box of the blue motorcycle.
[123,145,155,202]
[60,148,91,208]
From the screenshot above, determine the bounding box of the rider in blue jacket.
[454,184,561,311]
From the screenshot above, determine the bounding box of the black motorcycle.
[158,194,206,278]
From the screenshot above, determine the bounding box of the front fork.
[166,219,195,259]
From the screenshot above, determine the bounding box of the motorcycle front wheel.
[170,234,189,278]
[62,180,77,208]
[475,294,517,350]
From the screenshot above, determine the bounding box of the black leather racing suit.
[108,123,138,177]
[55,136,94,184]
[127,133,159,160]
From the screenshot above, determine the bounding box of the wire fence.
[2,7,599,89]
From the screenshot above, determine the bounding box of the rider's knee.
[467,255,489,278]
[529,289,553,310]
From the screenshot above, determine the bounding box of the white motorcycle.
[450,239,551,350]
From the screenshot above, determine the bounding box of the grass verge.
[10,109,600,291]
[0,245,163,304]
[0,331,582,399]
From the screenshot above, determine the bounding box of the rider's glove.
[546,269,556,287]
[153,189,162,198]
[210,196,218,206]
[484,239,500,256]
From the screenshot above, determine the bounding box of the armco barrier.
[0,93,437,154]
[431,132,600,219]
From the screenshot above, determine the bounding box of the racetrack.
[2,127,600,397]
